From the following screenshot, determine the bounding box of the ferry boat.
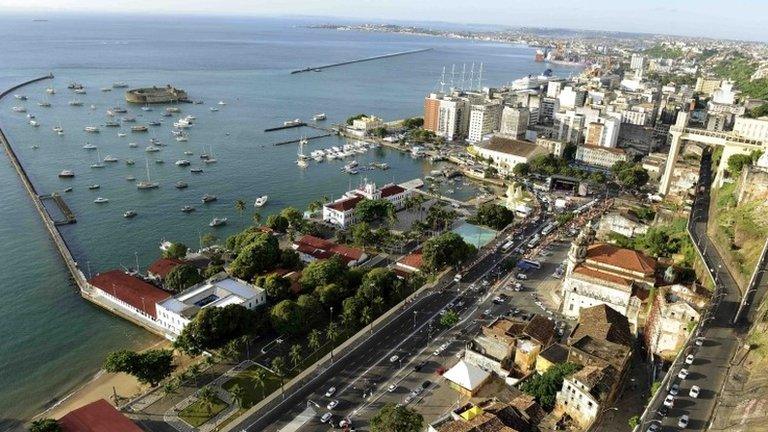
[201,194,217,203]
[175,181,188,189]
[209,217,227,227]
[131,125,148,132]
[123,210,137,218]
[254,195,268,207]
[94,197,109,204]
[82,142,97,150]
[84,126,100,133]
[181,205,195,213]
[313,113,326,121]
[58,170,75,178]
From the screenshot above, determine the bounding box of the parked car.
[421,380,431,389]
[678,368,689,380]
[646,422,661,432]
[390,355,400,363]
[414,361,427,371]
[327,399,339,410]
[689,385,701,398]
[516,273,528,280]
[695,337,705,346]
[663,395,675,408]
[678,414,689,428]
[669,383,679,396]
[388,384,397,392]
[685,354,695,365]
[321,412,333,423]
[325,387,336,397]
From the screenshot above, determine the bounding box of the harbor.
[289,48,433,74]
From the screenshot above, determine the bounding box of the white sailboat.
[296,137,309,168]
[136,158,159,189]
[90,149,105,168]
[203,143,217,164]
[254,195,269,207]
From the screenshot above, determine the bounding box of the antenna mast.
[469,62,475,93]
[450,64,456,91]
[461,63,467,91]
[478,62,484,91]
[439,66,446,93]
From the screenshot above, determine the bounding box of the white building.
[322,180,411,228]
[499,106,530,139]
[437,97,470,141]
[575,144,627,169]
[471,135,548,175]
[645,284,706,357]
[734,116,768,142]
[555,364,617,428]
[156,275,267,337]
[630,53,646,71]
[712,81,737,105]
[554,110,585,144]
[468,100,503,143]
[585,117,620,148]
[558,86,585,109]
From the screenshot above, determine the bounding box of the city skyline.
[1,0,767,42]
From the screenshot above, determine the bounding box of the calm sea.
[0,13,580,427]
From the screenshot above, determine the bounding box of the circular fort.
[124,85,188,104]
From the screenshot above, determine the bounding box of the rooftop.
[586,243,656,275]
[88,270,169,318]
[481,136,545,158]
[159,276,264,318]
[326,194,364,212]
[538,343,569,364]
[580,144,627,155]
[147,258,184,279]
[444,360,491,391]
[59,399,143,432]
[570,304,633,347]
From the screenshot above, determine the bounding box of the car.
[421,380,431,389]
[390,355,400,363]
[388,384,397,392]
[685,354,695,365]
[327,399,339,410]
[646,422,661,432]
[404,394,414,404]
[678,414,689,428]
[511,308,520,315]
[433,349,441,356]
[411,387,422,396]
[678,368,689,380]
[689,385,701,398]
[669,383,679,396]
[414,361,427,371]
[657,405,669,417]
[454,274,463,282]
[492,296,504,304]
[695,337,705,346]
[339,419,351,428]
[468,283,476,290]
[325,387,336,398]
[320,412,333,423]
[516,273,528,280]
[663,394,675,408]
[481,279,490,286]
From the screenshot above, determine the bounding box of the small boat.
[149,138,162,145]
[29,120,39,127]
[83,143,97,150]
[69,100,83,106]
[175,160,190,167]
[181,205,195,213]
[118,132,127,137]
[90,104,96,110]
[209,217,227,227]
[184,151,193,155]
[126,159,135,165]
[128,142,138,148]
[190,168,203,173]
[67,83,83,90]
[141,106,152,112]
[137,159,159,189]
[88,184,100,190]
[210,107,219,112]
[105,121,120,127]
[14,94,28,100]
[84,126,100,133]
[148,121,161,126]
[162,112,173,117]
[100,87,112,92]
[313,113,326,121]
[217,101,226,106]
[73,88,86,94]
[94,197,109,204]
[30,144,39,149]
[126,176,135,181]
[175,181,188,189]
[166,107,180,113]
[203,158,217,164]
[46,87,55,94]
[202,194,217,203]
[103,155,118,163]
[112,107,127,113]
[58,170,75,178]
[38,101,51,108]
[63,187,73,192]
[106,110,115,117]
[27,113,35,119]
[131,125,148,132]
[155,159,164,164]
[344,161,358,170]
[113,82,128,88]
[145,146,161,152]
[176,135,188,142]
[171,129,183,136]
[254,195,268,207]
[283,118,302,126]
[122,116,136,123]
[12,106,27,113]
[57,130,64,136]
[123,210,137,218]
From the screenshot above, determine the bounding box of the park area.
[179,396,228,428]
[222,364,283,408]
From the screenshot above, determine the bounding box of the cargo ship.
[125,85,188,104]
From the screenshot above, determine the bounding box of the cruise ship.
[510,72,555,91]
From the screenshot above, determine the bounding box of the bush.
[469,203,515,230]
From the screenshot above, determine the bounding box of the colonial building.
[555,364,619,429]
[470,135,548,175]
[575,144,628,169]
[88,270,170,322]
[322,179,410,228]
[292,235,368,267]
[598,209,650,238]
[644,283,706,358]
[147,257,184,284]
[560,222,656,332]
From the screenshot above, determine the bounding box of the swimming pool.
[453,222,498,248]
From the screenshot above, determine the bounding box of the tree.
[611,161,649,189]
[29,419,62,432]
[440,310,460,327]
[164,264,203,293]
[103,349,175,387]
[470,203,515,230]
[198,386,217,415]
[421,232,475,272]
[352,222,375,247]
[280,249,301,270]
[346,113,367,125]
[512,162,530,177]
[234,199,247,227]
[308,329,322,352]
[202,264,224,279]
[271,356,286,388]
[163,380,179,396]
[727,153,753,176]
[359,268,400,305]
[255,274,292,300]
[628,415,640,429]
[425,203,457,232]
[252,212,262,226]
[252,367,268,399]
[266,213,289,232]
[270,300,304,335]
[370,403,424,432]
[297,294,324,329]
[371,126,388,138]
[280,207,304,229]
[341,296,364,328]
[314,283,348,309]
[401,117,424,129]
[228,232,281,280]
[520,362,581,410]
[326,321,340,342]
[300,255,348,291]
[163,242,188,259]
[200,232,218,248]
[174,305,265,355]
[229,383,246,409]
[354,199,396,224]
[289,344,303,369]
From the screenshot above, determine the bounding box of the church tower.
[566,220,595,277]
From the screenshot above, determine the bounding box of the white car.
[663,394,675,408]
[516,274,528,280]
[327,399,339,410]
[678,414,689,428]
[390,355,400,363]
[324,387,336,398]
[695,337,705,346]
[685,354,695,365]
[678,368,690,380]
[320,412,333,423]
[689,385,701,398]
[388,384,397,392]
[669,383,679,396]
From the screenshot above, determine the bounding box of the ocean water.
[0,13,581,426]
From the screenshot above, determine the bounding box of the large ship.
[510,70,555,90]
[125,85,188,104]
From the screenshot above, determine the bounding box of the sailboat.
[296,137,309,168]
[203,143,217,164]
[136,158,159,189]
[90,149,105,168]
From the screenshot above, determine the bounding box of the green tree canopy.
[359,268,400,305]
[727,153,754,176]
[228,232,281,280]
[163,242,188,259]
[512,162,530,177]
[266,213,289,232]
[314,283,349,309]
[103,349,175,387]
[164,264,203,293]
[440,310,460,327]
[255,273,292,300]
[29,419,62,432]
[346,113,367,125]
[401,117,424,129]
[174,305,265,355]
[352,222,375,247]
[280,207,304,228]
[422,232,475,272]
[470,203,515,230]
[520,362,581,410]
[612,161,649,189]
[354,199,396,224]
[299,255,349,291]
[370,402,424,432]
[270,299,304,335]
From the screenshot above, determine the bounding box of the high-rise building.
[540,97,560,123]
[554,110,585,144]
[585,117,620,148]
[630,54,646,71]
[499,106,530,138]
[435,96,469,141]
[423,93,442,133]
[585,122,605,147]
[468,100,502,143]
[558,86,586,109]
[547,80,564,98]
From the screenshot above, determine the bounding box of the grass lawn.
[222,364,283,408]
[179,396,227,428]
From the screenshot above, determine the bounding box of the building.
[560,223,656,332]
[630,54,645,71]
[59,399,143,432]
[598,209,650,238]
[471,135,548,175]
[88,270,170,321]
[558,86,586,109]
[554,111,584,144]
[292,235,368,267]
[443,360,492,396]
[394,251,423,276]
[712,81,737,105]
[535,343,569,375]
[584,122,604,147]
[424,93,442,132]
[499,106,530,139]
[322,180,411,228]
[536,137,566,158]
[734,116,768,142]
[350,115,383,132]
[432,397,542,432]
[644,283,706,358]
[468,100,503,142]
[555,364,618,429]
[540,97,559,122]
[155,275,266,337]
[575,145,627,169]
[584,117,619,148]
[438,96,470,141]
[147,258,184,284]
[695,77,721,96]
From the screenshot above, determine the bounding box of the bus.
[519,259,542,269]
[541,222,558,236]
[500,240,515,253]
[527,234,541,249]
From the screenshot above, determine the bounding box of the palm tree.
[229,383,246,409]
[307,200,324,214]
[289,344,303,369]
[198,386,217,415]
[188,363,201,386]
[326,321,340,343]
[234,199,246,227]
[252,211,261,226]
[252,367,268,400]
[272,356,287,395]
[163,380,178,396]
[361,306,374,333]
[308,329,322,353]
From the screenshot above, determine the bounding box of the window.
[588,401,593,408]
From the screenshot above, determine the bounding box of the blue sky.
[1,0,766,41]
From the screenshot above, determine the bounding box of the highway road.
[229,209,557,432]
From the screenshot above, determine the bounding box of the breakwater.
[272,133,331,146]
[290,48,432,74]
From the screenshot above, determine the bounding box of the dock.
[272,134,332,146]
[264,122,307,132]
[290,48,432,74]
[40,193,77,225]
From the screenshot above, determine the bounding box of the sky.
[1,0,766,42]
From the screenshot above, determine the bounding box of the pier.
[264,122,306,132]
[272,133,332,146]
[290,48,432,74]
[40,193,77,225]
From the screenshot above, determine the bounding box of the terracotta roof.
[326,195,364,212]
[538,343,569,364]
[586,243,656,275]
[380,183,406,198]
[523,314,555,346]
[295,243,334,260]
[147,258,184,279]
[580,144,627,155]
[89,270,170,318]
[59,399,143,432]
[482,136,545,158]
[573,265,633,288]
[330,244,365,261]
[570,304,632,347]
[295,235,334,250]
[398,252,423,270]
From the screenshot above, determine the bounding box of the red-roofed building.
[147,258,184,282]
[292,235,368,267]
[396,252,423,274]
[322,179,411,228]
[59,399,143,432]
[89,270,170,319]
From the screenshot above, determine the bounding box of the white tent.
[443,360,491,392]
